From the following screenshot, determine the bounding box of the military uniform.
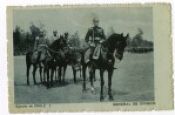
[85,26,106,46]
[34,36,48,50]
[84,26,106,63]
[32,35,49,63]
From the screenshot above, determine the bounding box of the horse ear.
[121,33,123,37]
[125,33,129,41]
[126,33,129,38]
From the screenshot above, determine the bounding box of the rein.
[47,47,63,54]
[101,39,116,55]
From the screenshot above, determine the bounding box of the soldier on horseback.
[84,17,106,63]
[32,31,49,63]
[49,30,59,45]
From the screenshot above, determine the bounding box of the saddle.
[84,44,102,64]
[92,44,101,60]
[31,45,49,64]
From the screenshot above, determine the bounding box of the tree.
[13,26,21,47]
[29,23,41,40]
[69,31,80,47]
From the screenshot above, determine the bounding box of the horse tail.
[81,47,89,64]
[26,51,32,67]
[80,49,85,64]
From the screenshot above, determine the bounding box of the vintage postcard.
[7,4,173,112]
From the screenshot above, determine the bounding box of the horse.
[82,33,128,101]
[26,44,48,85]
[45,34,69,87]
[48,32,84,84]
[47,33,85,85]
[66,47,84,83]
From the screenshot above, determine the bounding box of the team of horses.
[26,32,128,101]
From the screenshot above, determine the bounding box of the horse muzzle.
[115,53,123,60]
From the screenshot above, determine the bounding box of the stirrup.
[92,55,99,60]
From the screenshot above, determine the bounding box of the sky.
[13,6,153,41]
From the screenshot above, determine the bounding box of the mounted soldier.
[84,17,106,63]
[32,31,49,63]
[49,30,59,45]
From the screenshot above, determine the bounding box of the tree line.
[126,28,153,53]
[13,24,81,55]
[13,24,153,56]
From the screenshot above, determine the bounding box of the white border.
[0,0,174,115]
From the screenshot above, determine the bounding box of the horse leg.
[100,69,105,101]
[39,65,43,83]
[43,67,47,83]
[82,65,87,91]
[94,70,96,81]
[32,65,37,85]
[72,66,76,83]
[58,67,62,83]
[80,66,82,78]
[108,69,114,100]
[47,68,50,88]
[55,68,57,81]
[26,64,31,85]
[62,65,67,84]
[51,68,54,86]
[89,66,95,93]
[26,52,32,85]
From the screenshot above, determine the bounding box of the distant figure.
[33,36,40,51]
[84,17,106,63]
[34,31,48,50]
[64,32,69,47]
[32,31,49,63]
[49,30,59,45]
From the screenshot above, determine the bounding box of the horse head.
[58,35,67,48]
[64,32,69,39]
[114,33,128,60]
[107,33,128,60]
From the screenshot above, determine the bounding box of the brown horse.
[26,34,67,86]
[45,34,69,87]
[66,47,84,83]
[82,33,128,101]
[48,33,84,85]
[26,45,48,85]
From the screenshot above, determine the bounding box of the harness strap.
[47,47,62,54]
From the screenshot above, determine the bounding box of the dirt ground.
[14,52,154,104]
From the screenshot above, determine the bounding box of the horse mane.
[102,33,123,50]
[49,39,60,51]
[108,33,123,42]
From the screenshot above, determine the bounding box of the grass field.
[14,52,154,104]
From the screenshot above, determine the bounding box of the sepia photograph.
[7,4,173,112]
[13,6,154,103]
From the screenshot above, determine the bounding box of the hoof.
[90,87,95,94]
[27,83,30,86]
[47,85,50,89]
[109,95,114,101]
[100,96,104,101]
